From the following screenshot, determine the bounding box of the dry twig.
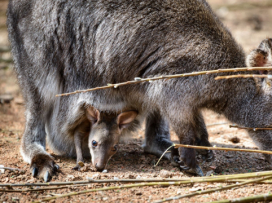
[153,175,272,203]
[56,67,272,97]
[0,47,11,53]
[174,143,272,155]
[210,193,272,203]
[0,166,25,173]
[2,171,272,188]
[229,124,272,131]
[32,172,272,202]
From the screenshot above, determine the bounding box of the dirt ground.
[1,0,272,202]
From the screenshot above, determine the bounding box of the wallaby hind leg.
[73,121,90,170]
[21,110,59,182]
[143,111,179,166]
[194,111,214,161]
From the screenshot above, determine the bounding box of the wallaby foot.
[31,154,59,182]
[180,163,204,176]
[177,146,204,176]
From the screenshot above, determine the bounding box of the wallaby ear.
[117,111,138,129]
[86,106,100,123]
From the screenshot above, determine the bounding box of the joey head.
[74,106,138,171]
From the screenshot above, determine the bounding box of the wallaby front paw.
[31,154,59,182]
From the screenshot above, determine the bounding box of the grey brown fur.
[7,0,272,181]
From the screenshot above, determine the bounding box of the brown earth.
[1,0,272,202]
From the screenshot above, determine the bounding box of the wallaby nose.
[95,163,105,171]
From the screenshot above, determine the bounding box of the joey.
[73,106,138,171]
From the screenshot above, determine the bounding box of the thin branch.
[153,175,272,203]
[154,144,174,167]
[2,171,272,188]
[34,175,272,202]
[2,179,272,193]
[215,74,272,80]
[0,47,11,53]
[229,124,272,131]
[206,122,230,127]
[174,144,272,155]
[0,166,25,173]
[56,67,272,97]
[209,193,272,203]
[0,186,70,193]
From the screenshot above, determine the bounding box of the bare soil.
[1,0,272,202]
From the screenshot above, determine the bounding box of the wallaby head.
[86,106,138,171]
[246,38,272,68]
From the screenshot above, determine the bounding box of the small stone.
[103,197,108,201]
[160,169,171,178]
[66,175,75,181]
[125,174,135,179]
[92,174,101,179]
[0,165,5,174]
[102,169,108,173]
[209,166,216,170]
[189,187,202,192]
[113,177,119,180]
[135,191,142,195]
[136,175,142,179]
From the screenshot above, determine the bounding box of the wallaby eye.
[264,56,266,60]
[113,145,118,151]
[92,140,98,147]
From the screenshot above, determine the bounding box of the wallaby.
[73,106,138,171]
[8,0,272,182]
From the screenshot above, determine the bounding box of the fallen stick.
[33,175,272,202]
[56,67,272,97]
[210,193,272,203]
[0,166,25,173]
[174,144,272,155]
[0,186,69,193]
[0,47,11,53]
[153,175,272,203]
[206,122,230,127]
[229,124,272,131]
[2,171,272,188]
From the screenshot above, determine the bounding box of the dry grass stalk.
[0,47,11,53]
[0,186,69,193]
[2,171,272,188]
[215,74,272,80]
[0,166,25,173]
[56,67,272,97]
[210,193,272,203]
[32,173,272,202]
[153,175,272,203]
[229,124,272,131]
[206,122,230,127]
[174,144,272,155]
